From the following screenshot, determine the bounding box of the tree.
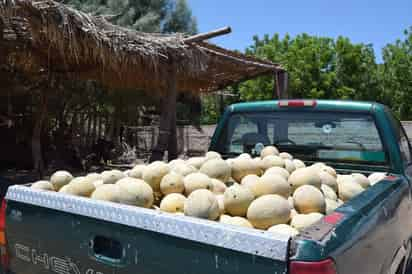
[163,0,197,35]
[381,27,412,119]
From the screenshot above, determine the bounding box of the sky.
[188,0,411,62]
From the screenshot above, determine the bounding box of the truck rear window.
[215,111,388,166]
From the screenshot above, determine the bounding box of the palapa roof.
[0,0,283,95]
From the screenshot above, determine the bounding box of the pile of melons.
[31,146,387,237]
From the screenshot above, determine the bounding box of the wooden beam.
[275,71,289,99]
[150,63,177,162]
[184,26,232,43]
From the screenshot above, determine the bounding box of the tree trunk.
[91,109,97,146]
[86,110,92,147]
[31,92,48,178]
[150,63,177,162]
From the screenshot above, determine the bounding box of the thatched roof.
[0,0,283,94]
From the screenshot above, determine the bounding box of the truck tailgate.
[5,185,289,274]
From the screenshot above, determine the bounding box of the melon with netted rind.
[321,184,338,201]
[32,181,54,191]
[321,166,337,178]
[268,224,299,236]
[91,184,121,202]
[211,179,227,194]
[284,159,296,173]
[142,162,170,191]
[231,158,261,183]
[260,146,280,158]
[325,198,340,215]
[290,213,324,231]
[260,155,285,170]
[206,151,221,160]
[241,174,260,190]
[293,159,306,169]
[368,172,387,185]
[183,172,213,195]
[50,170,73,191]
[338,179,365,201]
[224,184,255,216]
[59,179,96,197]
[239,153,252,159]
[184,189,220,220]
[129,165,148,179]
[160,193,186,213]
[93,180,104,188]
[116,177,154,208]
[246,194,291,229]
[319,171,338,192]
[221,216,253,228]
[219,214,232,223]
[101,170,125,184]
[216,194,225,214]
[264,167,290,180]
[86,173,103,182]
[186,157,207,169]
[168,159,186,169]
[251,173,291,198]
[288,168,321,191]
[200,158,231,182]
[293,185,326,214]
[160,172,184,195]
[279,152,293,160]
[170,163,197,177]
[351,173,370,188]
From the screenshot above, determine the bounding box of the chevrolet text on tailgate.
[2,100,412,274]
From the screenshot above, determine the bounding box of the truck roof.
[229,99,384,113]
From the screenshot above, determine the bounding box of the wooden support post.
[150,62,178,162]
[31,90,48,179]
[275,70,289,99]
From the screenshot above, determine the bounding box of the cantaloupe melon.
[129,165,148,179]
[160,193,186,213]
[93,180,104,188]
[86,173,103,182]
[142,162,170,191]
[293,185,326,214]
[219,214,232,223]
[279,152,293,160]
[200,159,231,182]
[351,173,370,188]
[368,172,386,185]
[168,159,186,169]
[101,170,125,184]
[320,166,337,178]
[325,198,340,215]
[284,159,296,173]
[251,173,291,198]
[183,172,213,195]
[239,153,252,159]
[241,174,260,189]
[338,179,365,201]
[319,171,338,192]
[221,216,253,228]
[90,184,121,202]
[160,172,184,195]
[290,213,324,231]
[206,151,222,160]
[231,158,261,183]
[211,179,227,194]
[260,155,285,170]
[31,181,54,191]
[260,146,280,158]
[293,159,306,169]
[116,177,154,208]
[321,184,338,201]
[288,168,321,191]
[50,170,73,191]
[264,167,290,180]
[170,163,197,177]
[186,157,207,169]
[216,194,225,214]
[184,189,220,220]
[246,194,291,229]
[267,224,299,236]
[224,184,255,216]
[59,179,96,197]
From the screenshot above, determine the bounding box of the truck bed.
[5,185,289,274]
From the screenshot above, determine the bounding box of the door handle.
[89,235,125,265]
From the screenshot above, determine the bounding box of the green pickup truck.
[1,99,412,274]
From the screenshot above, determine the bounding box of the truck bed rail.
[5,185,289,261]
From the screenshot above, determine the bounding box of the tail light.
[278,100,317,107]
[0,199,9,270]
[290,258,337,274]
